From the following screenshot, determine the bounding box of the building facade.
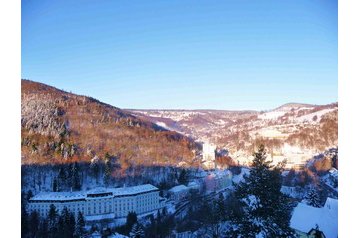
[204,170,232,192]
[28,184,160,221]
[202,142,216,169]
[168,185,190,202]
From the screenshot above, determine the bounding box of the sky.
[22,0,337,110]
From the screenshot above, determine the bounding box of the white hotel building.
[28,184,160,221]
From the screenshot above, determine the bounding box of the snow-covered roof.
[105,184,158,197]
[108,233,129,238]
[89,231,102,238]
[324,197,338,214]
[290,198,338,238]
[232,168,250,184]
[30,191,86,201]
[30,184,158,202]
[168,185,189,193]
[329,168,338,177]
[280,186,303,199]
[187,181,200,187]
[207,169,233,179]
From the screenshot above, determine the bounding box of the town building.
[204,170,232,192]
[187,181,200,192]
[168,185,190,202]
[290,197,337,238]
[28,184,160,221]
[202,142,216,169]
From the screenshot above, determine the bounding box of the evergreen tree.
[52,176,58,192]
[162,207,168,217]
[178,169,189,184]
[29,210,40,238]
[127,211,138,227]
[145,215,157,238]
[306,188,322,207]
[58,207,76,238]
[68,213,76,238]
[27,190,34,200]
[104,157,112,186]
[90,160,100,182]
[197,199,213,225]
[75,211,86,237]
[21,205,29,238]
[90,225,98,233]
[231,145,294,238]
[58,167,66,191]
[67,163,74,189]
[57,212,65,238]
[38,219,49,238]
[161,215,175,237]
[156,209,161,224]
[129,222,145,238]
[71,162,81,190]
[102,227,112,237]
[215,193,226,221]
[121,212,138,235]
[48,204,59,238]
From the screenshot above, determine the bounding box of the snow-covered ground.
[295,108,336,123]
[258,111,287,120]
[280,186,304,199]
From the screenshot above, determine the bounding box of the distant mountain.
[21,79,200,168]
[129,102,338,160]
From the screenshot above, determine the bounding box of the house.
[290,197,337,238]
[204,170,232,192]
[202,142,216,169]
[187,181,200,192]
[168,185,190,202]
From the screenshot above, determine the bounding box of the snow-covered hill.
[129,103,338,165]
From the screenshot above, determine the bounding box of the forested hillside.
[21,80,200,173]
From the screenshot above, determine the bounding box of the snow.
[282,143,303,154]
[329,168,338,178]
[290,198,338,238]
[280,186,303,199]
[88,231,129,238]
[89,231,102,238]
[108,233,129,238]
[232,168,250,184]
[244,195,261,208]
[257,128,285,138]
[85,213,115,221]
[106,184,158,196]
[209,169,233,178]
[169,185,189,193]
[258,111,287,120]
[321,169,338,192]
[187,181,200,190]
[30,191,86,201]
[295,108,336,123]
[30,184,158,201]
[155,121,171,130]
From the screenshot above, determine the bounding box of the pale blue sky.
[22,0,337,110]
